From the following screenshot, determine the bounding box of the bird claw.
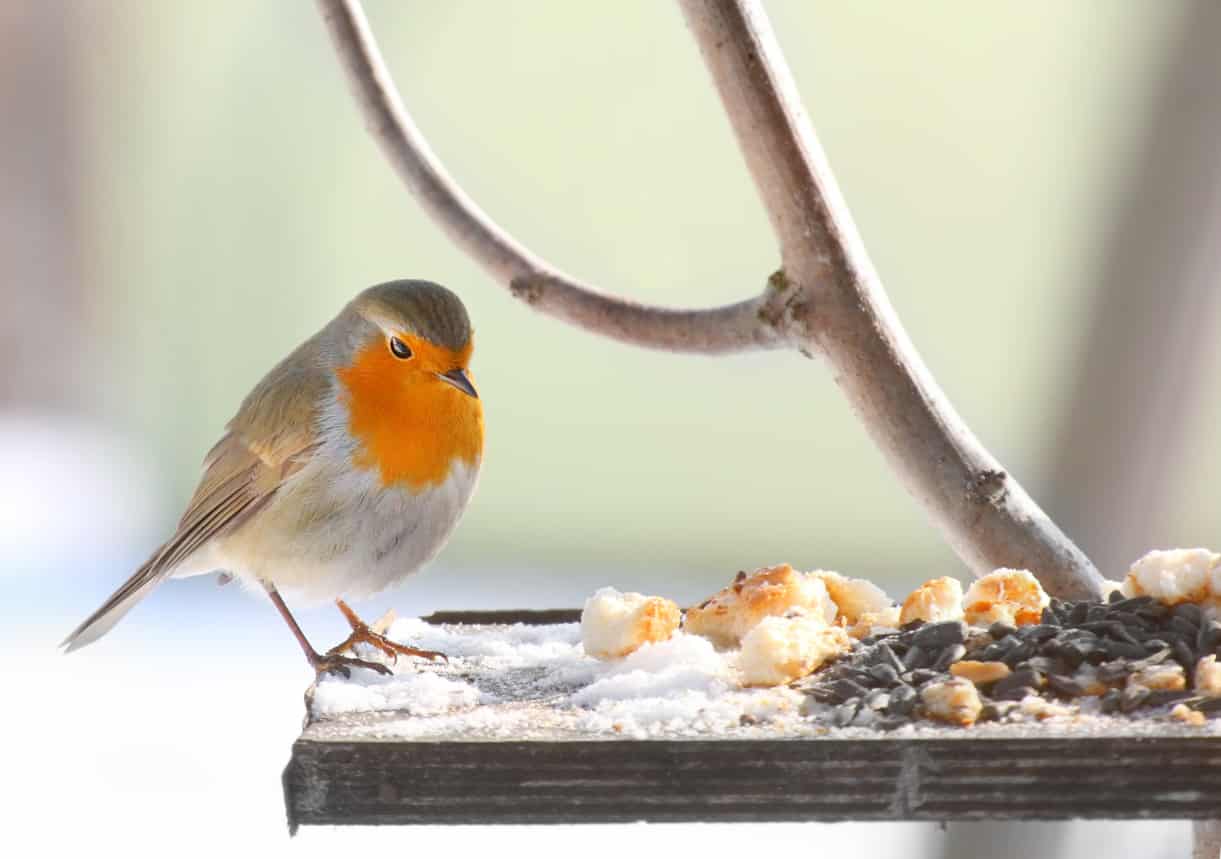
[310,651,394,678]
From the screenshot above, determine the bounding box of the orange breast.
[336,338,483,490]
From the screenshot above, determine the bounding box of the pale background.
[1,2,1217,857]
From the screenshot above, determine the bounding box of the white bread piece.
[1122,549,1219,606]
[899,577,964,625]
[739,612,851,687]
[963,569,1049,627]
[1196,656,1221,697]
[685,564,837,649]
[920,678,982,725]
[581,587,680,660]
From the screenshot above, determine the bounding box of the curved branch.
[315,0,785,355]
[679,0,1103,599]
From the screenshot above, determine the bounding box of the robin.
[62,279,483,676]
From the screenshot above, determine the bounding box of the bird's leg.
[264,585,391,678]
[328,598,447,663]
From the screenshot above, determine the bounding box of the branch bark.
[316,0,1104,599]
[316,0,786,355]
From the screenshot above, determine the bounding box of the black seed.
[865,689,891,710]
[1086,604,1109,623]
[1057,640,1091,669]
[1109,595,1157,612]
[1108,590,1124,604]
[1097,660,1132,684]
[869,642,906,674]
[831,678,870,700]
[908,668,941,686]
[1017,624,1059,643]
[1118,611,1159,632]
[1134,648,1173,670]
[1144,639,1171,654]
[1173,639,1197,672]
[1174,603,1204,628]
[993,668,1041,700]
[1069,602,1091,624]
[1199,621,1221,653]
[1021,655,1068,676]
[868,664,901,687]
[849,706,878,727]
[1002,639,1038,668]
[1120,686,1151,713]
[886,684,918,716]
[912,620,966,649]
[1100,688,1122,714]
[933,644,967,672]
[1136,602,1171,623]
[900,619,926,633]
[1145,689,1192,707]
[1102,640,1148,661]
[977,703,1003,723]
[807,685,844,705]
[1040,606,1061,626]
[1193,697,1221,714]
[993,684,1037,702]
[903,645,930,671]
[978,643,1005,661]
[989,622,1018,640]
[1046,674,1086,698]
[834,700,861,727]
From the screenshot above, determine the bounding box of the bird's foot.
[327,626,447,665]
[309,650,393,679]
[332,598,448,664]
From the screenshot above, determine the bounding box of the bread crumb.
[581,587,680,660]
[1019,694,1074,720]
[1128,663,1186,692]
[949,660,1011,685]
[685,564,837,648]
[963,568,1049,627]
[1195,655,1221,697]
[1122,548,1218,605]
[738,613,851,687]
[900,577,964,625]
[1171,703,1206,727]
[811,571,896,636]
[920,678,982,725]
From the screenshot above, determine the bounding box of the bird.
[62,279,483,676]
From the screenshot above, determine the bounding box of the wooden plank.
[420,608,581,625]
[284,610,1221,830]
[283,733,1221,830]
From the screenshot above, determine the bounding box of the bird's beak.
[437,368,478,398]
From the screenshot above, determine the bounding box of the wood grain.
[284,731,1221,830]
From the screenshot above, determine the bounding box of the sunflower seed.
[989,621,1018,640]
[868,663,901,686]
[933,643,967,672]
[1120,685,1151,713]
[886,684,918,716]
[912,620,966,649]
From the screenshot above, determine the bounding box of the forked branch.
[316,0,786,355]
[316,0,1105,599]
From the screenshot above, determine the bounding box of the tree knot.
[509,275,545,305]
[968,469,1009,506]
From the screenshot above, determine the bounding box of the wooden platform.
[282,611,1221,831]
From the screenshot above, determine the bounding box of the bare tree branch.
[678,1,1102,599]
[316,0,786,355]
[316,0,1104,599]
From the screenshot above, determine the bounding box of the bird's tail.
[61,553,168,653]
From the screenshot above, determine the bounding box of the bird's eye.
[389,336,412,359]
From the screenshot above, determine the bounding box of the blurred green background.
[5,3,1218,858]
[67,0,1213,598]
